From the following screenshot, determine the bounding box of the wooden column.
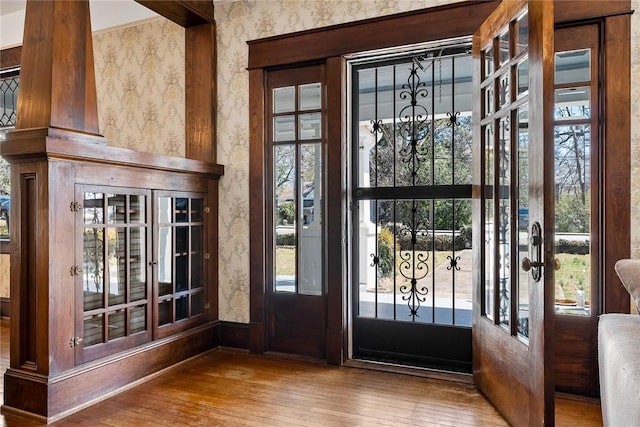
[1,0,104,421]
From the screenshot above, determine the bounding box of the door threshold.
[344,359,474,385]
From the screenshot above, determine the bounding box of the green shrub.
[276,233,295,246]
[555,239,589,255]
[397,229,466,251]
[376,227,397,278]
[278,201,295,225]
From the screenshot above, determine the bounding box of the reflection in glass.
[483,45,494,77]
[298,113,322,140]
[83,228,104,311]
[299,83,321,110]
[130,194,145,223]
[130,227,146,301]
[515,12,528,55]
[108,227,126,306]
[84,193,103,224]
[274,86,295,113]
[274,115,295,141]
[83,314,104,347]
[130,305,146,334]
[158,197,171,223]
[555,49,590,85]
[298,144,322,295]
[175,198,188,222]
[484,123,494,321]
[175,226,188,292]
[498,73,510,109]
[158,226,173,296]
[108,309,126,340]
[107,194,126,224]
[498,115,511,327]
[274,144,296,293]
[484,86,494,117]
[517,106,530,339]
[517,59,528,97]
[499,29,510,65]
[554,87,590,121]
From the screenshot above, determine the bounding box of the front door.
[473,1,555,425]
[265,65,326,357]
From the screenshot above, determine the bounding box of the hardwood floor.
[0,318,602,426]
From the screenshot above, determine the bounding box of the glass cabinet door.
[76,187,152,364]
[155,192,207,338]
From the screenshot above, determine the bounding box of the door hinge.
[69,337,83,348]
[204,253,211,260]
[204,303,210,311]
[70,266,83,276]
[204,206,210,214]
[70,201,82,212]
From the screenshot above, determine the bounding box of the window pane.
[83,228,104,310]
[108,309,126,340]
[274,115,295,142]
[175,226,188,292]
[83,314,104,347]
[299,83,321,110]
[175,295,188,321]
[130,227,146,301]
[517,106,530,339]
[191,292,203,316]
[555,87,590,121]
[107,194,126,224]
[498,115,511,327]
[499,29,510,65]
[107,227,126,306]
[130,305,146,334]
[274,86,295,113]
[298,112,321,140]
[517,58,528,97]
[129,194,145,223]
[515,12,528,56]
[158,197,171,223]
[158,300,172,326]
[298,144,322,295]
[274,144,296,293]
[175,198,188,223]
[554,124,591,317]
[555,49,590,85]
[84,193,104,224]
[158,226,173,296]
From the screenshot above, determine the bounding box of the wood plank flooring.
[0,318,602,426]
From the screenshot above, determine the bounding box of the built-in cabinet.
[74,187,212,363]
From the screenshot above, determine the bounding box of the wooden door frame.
[247,0,631,366]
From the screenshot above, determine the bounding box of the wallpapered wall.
[93,18,185,156]
[214,0,640,323]
[11,2,632,319]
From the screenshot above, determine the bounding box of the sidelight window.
[270,75,324,296]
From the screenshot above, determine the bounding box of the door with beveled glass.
[265,65,326,357]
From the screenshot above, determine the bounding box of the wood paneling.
[135,0,215,27]
[248,68,266,355]
[185,23,217,163]
[17,1,100,135]
[0,46,21,70]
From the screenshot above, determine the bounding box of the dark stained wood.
[217,321,249,349]
[247,0,630,70]
[552,23,601,398]
[602,13,631,314]
[1,128,223,179]
[135,0,215,27]
[555,0,630,24]
[248,68,266,355]
[473,1,555,425]
[17,1,100,135]
[0,47,21,71]
[325,56,345,365]
[185,23,217,163]
[248,1,501,70]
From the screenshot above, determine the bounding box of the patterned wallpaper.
[93,18,185,156]
[631,0,640,258]
[215,0,640,323]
